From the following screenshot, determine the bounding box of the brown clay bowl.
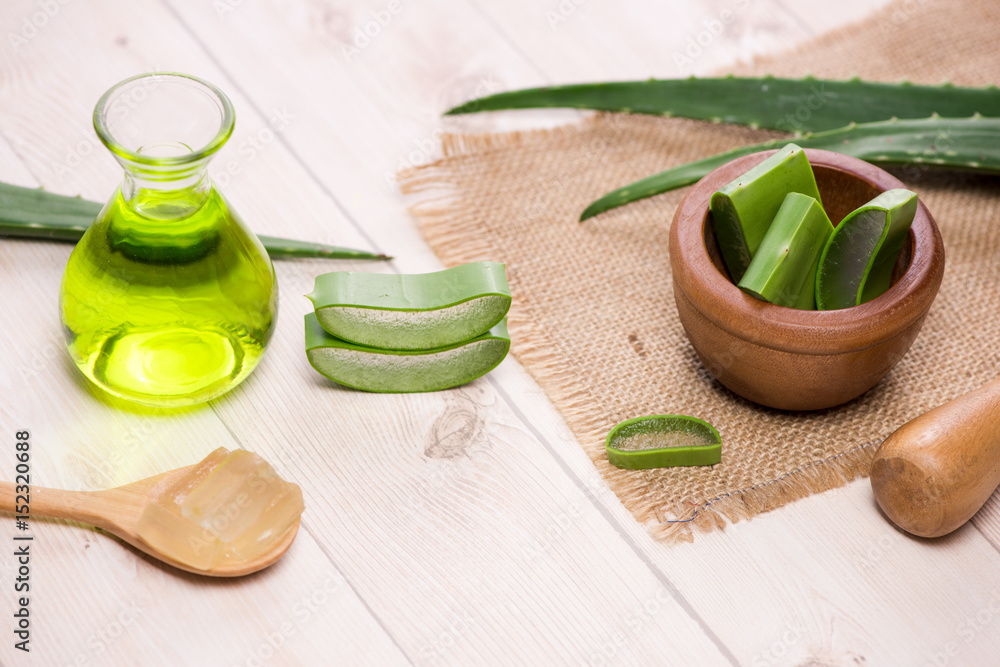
[669,148,945,411]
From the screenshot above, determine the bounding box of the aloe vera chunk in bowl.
[815,189,918,310]
[709,143,822,282]
[305,313,510,393]
[738,192,834,310]
[307,262,511,350]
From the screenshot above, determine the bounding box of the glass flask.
[60,72,278,408]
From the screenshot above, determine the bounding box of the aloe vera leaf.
[709,144,821,282]
[304,312,510,393]
[738,193,834,309]
[306,261,511,350]
[445,76,1000,133]
[815,189,918,310]
[605,415,721,470]
[581,114,1000,220]
[0,182,390,260]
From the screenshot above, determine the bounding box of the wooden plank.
[2,517,409,665]
[493,355,1000,665]
[5,0,999,665]
[467,0,811,80]
[147,2,737,661]
[783,0,899,36]
[0,6,408,665]
[151,0,1000,663]
[346,0,1000,661]
[0,240,407,664]
[0,0,733,664]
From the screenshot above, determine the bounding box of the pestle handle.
[871,376,1000,537]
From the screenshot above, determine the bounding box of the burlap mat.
[400,0,1000,541]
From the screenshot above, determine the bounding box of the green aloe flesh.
[307,262,511,350]
[815,189,918,310]
[0,182,389,260]
[605,415,721,470]
[738,193,834,310]
[709,144,821,282]
[581,115,1000,220]
[446,76,1000,133]
[304,313,510,393]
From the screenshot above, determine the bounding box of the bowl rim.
[669,148,945,355]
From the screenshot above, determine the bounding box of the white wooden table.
[3,1,1000,664]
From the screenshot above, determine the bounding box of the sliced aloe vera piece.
[605,415,721,470]
[815,189,918,310]
[738,193,834,310]
[304,313,510,393]
[709,144,821,282]
[306,262,511,350]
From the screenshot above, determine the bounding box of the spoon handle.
[0,482,110,528]
[870,376,1000,537]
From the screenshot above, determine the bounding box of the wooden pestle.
[871,376,1000,538]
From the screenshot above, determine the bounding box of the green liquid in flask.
[60,187,278,408]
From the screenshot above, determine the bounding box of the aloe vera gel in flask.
[60,72,278,408]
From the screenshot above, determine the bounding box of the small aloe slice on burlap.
[815,189,918,310]
[304,313,510,393]
[605,415,721,470]
[709,144,821,282]
[738,193,834,309]
[306,262,511,350]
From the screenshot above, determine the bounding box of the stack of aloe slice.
[304,261,512,392]
[444,76,1000,220]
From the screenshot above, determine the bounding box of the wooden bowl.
[669,148,945,411]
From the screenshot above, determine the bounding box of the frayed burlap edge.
[399,121,884,542]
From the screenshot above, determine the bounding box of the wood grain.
[1,0,999,665]
[872,376,1000,537]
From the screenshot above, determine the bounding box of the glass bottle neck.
[119,157,213,219]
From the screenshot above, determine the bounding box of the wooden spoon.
[0,465,300,577]
[870,376,1000,538]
